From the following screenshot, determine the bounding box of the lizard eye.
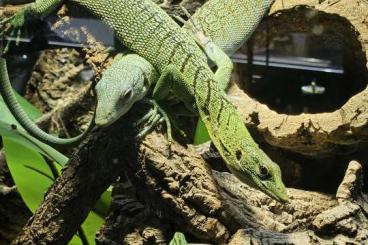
[258,165,271,180]
[121,89,133,100]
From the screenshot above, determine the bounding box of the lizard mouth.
[95,114,120,127]
[228,165,289,203]
[262,184,289,203]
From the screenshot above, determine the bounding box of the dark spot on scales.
[236,150,242,161]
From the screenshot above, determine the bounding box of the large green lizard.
[0,0,288,202]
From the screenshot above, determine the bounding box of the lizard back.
[72,0,208,72]
[183,0,274,55]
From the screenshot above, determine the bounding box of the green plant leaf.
[3,137,55,212]
[3,138,107,244]
[0,119,68,165]
[1,92,110,244]
[93,189,112,217]
[14,92,42,121]
[67,212,105,245]
[0,91,41,125]
[193,119,210,145]
[0,92,68,166]
[80,212,105,244]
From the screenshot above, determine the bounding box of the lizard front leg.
[136,64,194,143]
[135,65,179,143]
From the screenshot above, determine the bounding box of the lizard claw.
[135,99,172,146]
[0,9,28,54]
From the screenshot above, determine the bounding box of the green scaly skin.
[0,0,230,143]
[96,0,275,127]
[1,0,288,202]
[95,53,159,126]
[183,0,274,57]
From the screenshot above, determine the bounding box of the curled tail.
[0,57,93,147]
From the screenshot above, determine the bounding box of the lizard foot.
[135,99,172,146]
[0,8,28,54]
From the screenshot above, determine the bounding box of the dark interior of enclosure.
[234,7,368,115]
[280,147,368,194]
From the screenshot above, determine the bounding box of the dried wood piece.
[227,160,368,244]
[10,113,137,244]
[96,154,367,244]
[228,228,358,245]
[336,160,364,202]
[228,0,368,157]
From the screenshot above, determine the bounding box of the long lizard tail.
[0,57,93,147]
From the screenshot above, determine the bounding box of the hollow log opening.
[234,6,368,115]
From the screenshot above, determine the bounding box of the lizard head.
[225,144,288,203]
[94,55,151,127]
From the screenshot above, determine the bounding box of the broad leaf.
[1,91,110,244]
[0,93,68,165]
[193,119,210,145]
[0,91,41,125]
[3,138,55,212]
[93,188,112,217]
[0,119,68,165]
[169,232,188,245]
[4,138,108,244]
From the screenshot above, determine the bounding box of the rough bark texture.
[94,143,368,244]
[10,112,137,244]
[0,150,31,245]
[0,0,368,244]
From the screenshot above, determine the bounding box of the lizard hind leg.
[176,6,233,90]
[0,0,63,54]
[0,10,26,54]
